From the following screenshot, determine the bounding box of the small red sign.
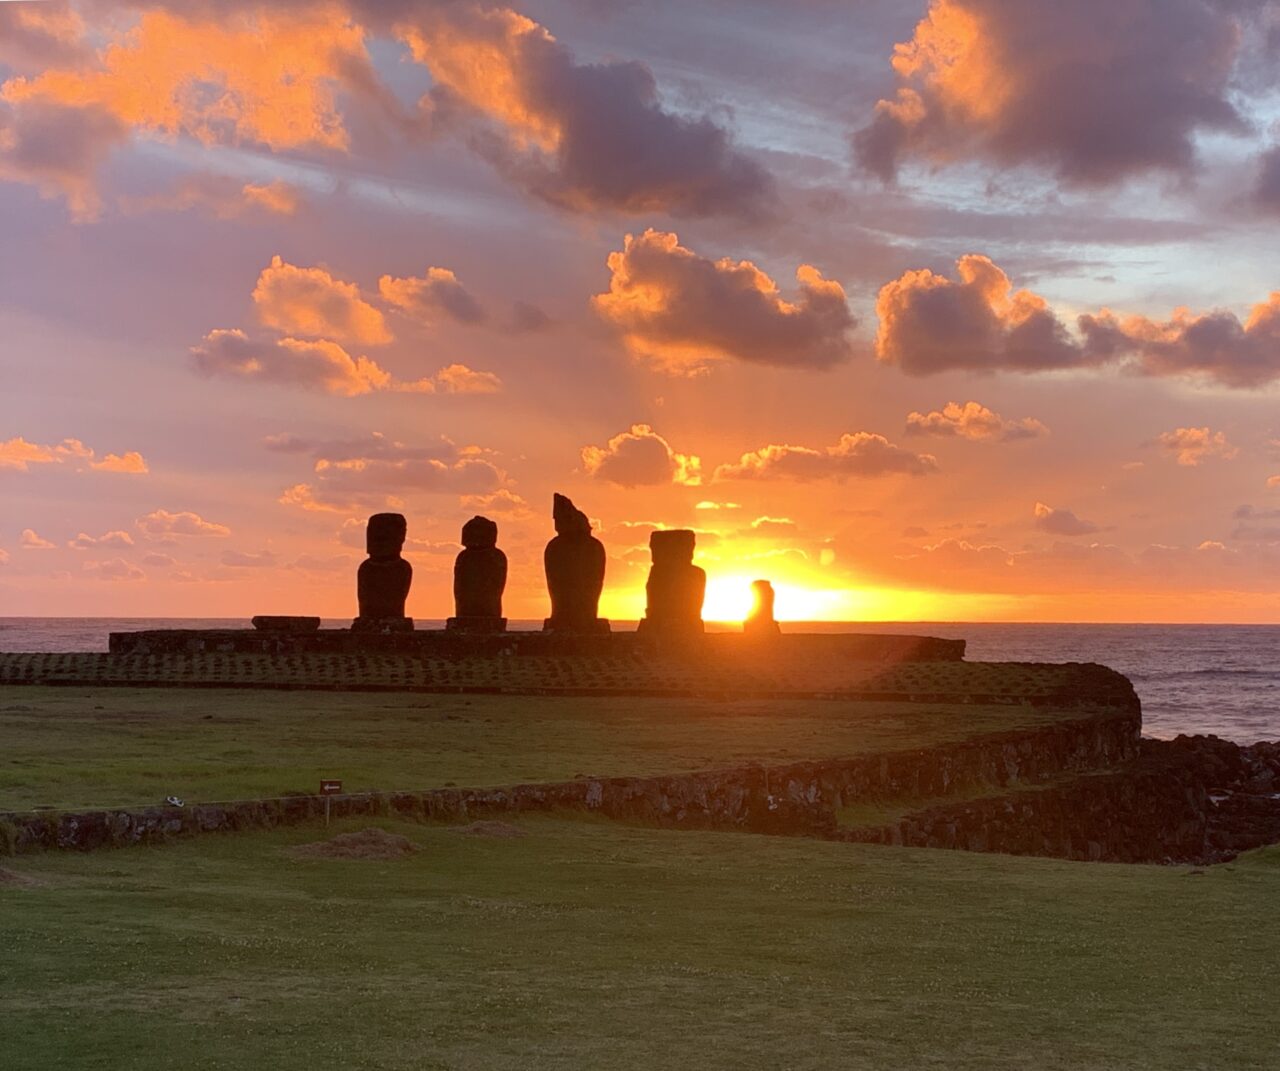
[319,779,343,796]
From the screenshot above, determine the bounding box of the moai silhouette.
[543,493,609,632]
[447,515,507,632]
[353,512,413,631]
[636,529,705,638]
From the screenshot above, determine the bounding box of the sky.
[2,0,1280,623]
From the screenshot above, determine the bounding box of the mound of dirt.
[290,827,419,861]
[0,867,42,888]
[452,820,527,839]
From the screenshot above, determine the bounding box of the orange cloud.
[1155,427,1238,467]
[855,0,1244,186]
[136,510,230,538]
[581,424,702,487]
[121,174,300,219]
[3,6,367,151]
[90,451,149,474]
[715,433,937,481]
[68,530,135,550]
[430,364,502,394]
[191,329,392,396]
[905,400,1048,442]
[20,529,56,550]
[397,3,771,215]
[0,435,146,473]
[594,230,854,374]
[252,256,391,345]
[378,267,485,326]
[82,557,145,581]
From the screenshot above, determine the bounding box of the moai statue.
[543,493,609,632]
[353,512,413,631]
[636,529,705,638]
[447,515,507,632]
[744,579,781,637]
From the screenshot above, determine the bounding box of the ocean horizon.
[2,618,1276,745]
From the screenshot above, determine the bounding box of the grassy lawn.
[0,686,1081,813]
[1,816,1276,1070]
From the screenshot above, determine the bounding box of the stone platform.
[105,627,966,661]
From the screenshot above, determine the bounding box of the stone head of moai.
[745,579,781,637]
[365,512,407,560]
[450,515,508,628]
[637,529,706,637]
[461,515,499,549]
[543,493,609,633]
[552,492,592,539]
[355,512,413,627]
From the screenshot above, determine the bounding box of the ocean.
[0,618,1276,744]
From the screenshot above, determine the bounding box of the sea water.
[0,618,1275,743]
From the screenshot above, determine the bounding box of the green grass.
[2,816,1277,1070]
[0,686,1083,812]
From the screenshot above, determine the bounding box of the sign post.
[320,778,343,828]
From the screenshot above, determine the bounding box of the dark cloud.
[878,254,1280,388]
[594,229,855,374]
[1253,145,1280,215]
[0,99,127,220]
[580,424,701,487]
[398,3,774,216]
[855,0,1247,187]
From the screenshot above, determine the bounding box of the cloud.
[878,255,1280,387]
[0,548,9,565]
[0,436,147,474]
[19,529,55,550]
[379,267,485,325]
[0,97,127,221]
[854,0,1245,186]
[264,432,459,463]
[694,501,741,511]
[251,256,391,345]
[366,363,503,395]
[1079,295,1280,388]
[1155,427,1238,466]
[1269,475,1280,489]
[120,174,301,219]
[90,452,149,474]
[1257,146,1280,215]
[1033,502,1100,536]
[460,489,530,516]
[82,558,145,581]
[191,329,392,396]
[905,400,1048,442]
[3,7,366,152]
[593,230,855,374]
[136,510,231,538]
[876,255,1089,375]
[581,424,702,487]
[68,530,135,550]
[715,433,938,481]
[220,549,277,568]
[287,553,354,573]
[142,552,176,568]
[0,2,89,72]
[398,3,771,216]
[282,435,506,512]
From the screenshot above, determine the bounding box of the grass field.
[0,686,1081,812]
[2,816,1277,1070]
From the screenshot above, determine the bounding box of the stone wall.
[2,707,1139,855]
[843,735,1280,865]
